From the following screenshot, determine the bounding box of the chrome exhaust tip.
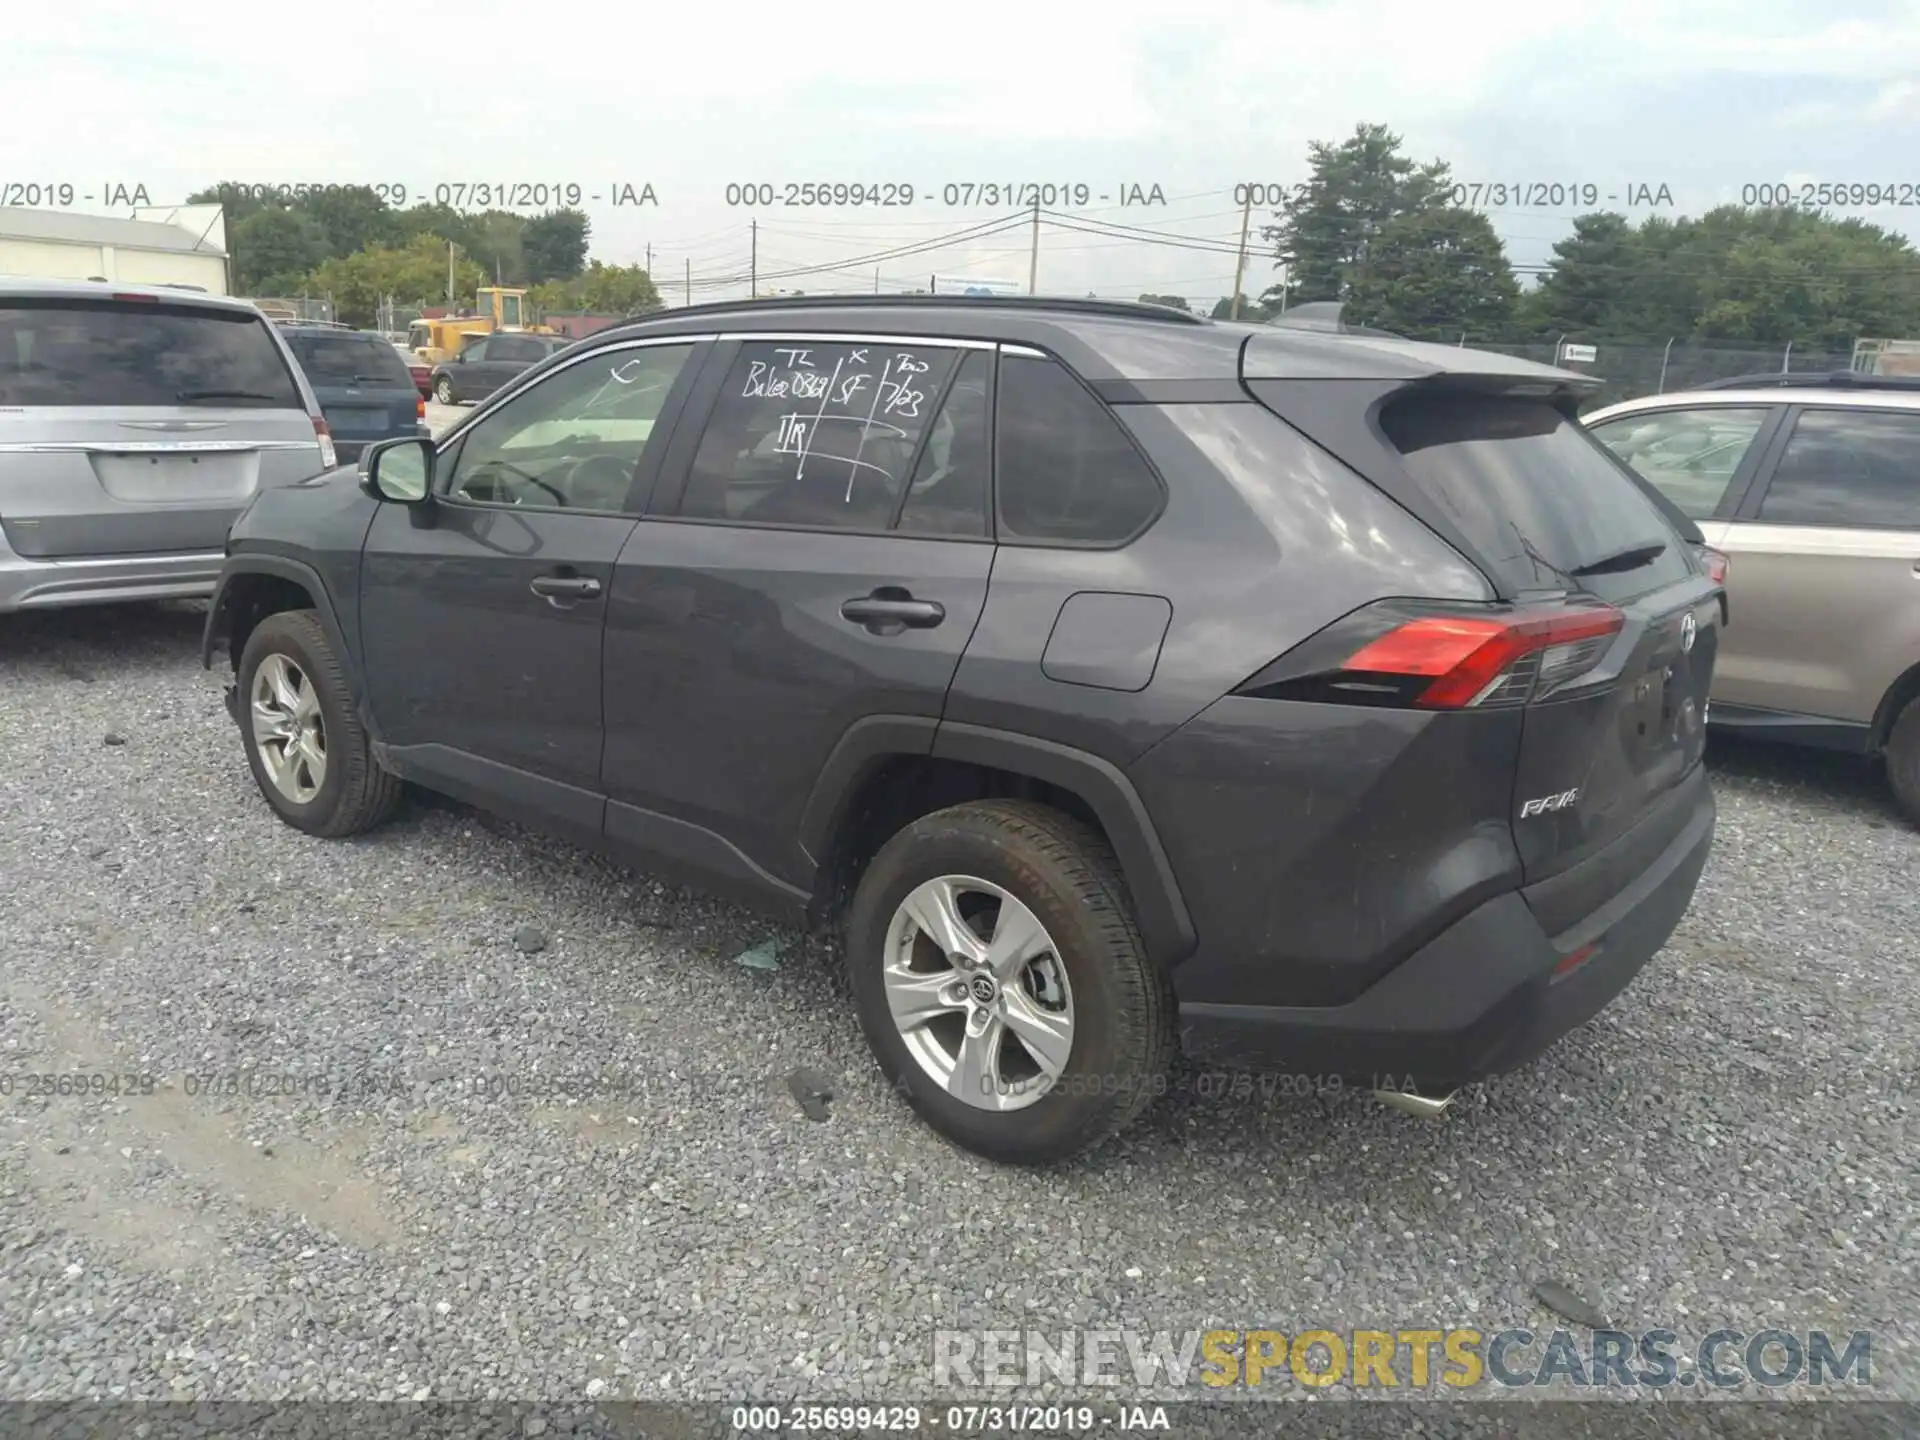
[1373,1087,1455,1118]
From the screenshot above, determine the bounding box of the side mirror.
[361,437,433,504]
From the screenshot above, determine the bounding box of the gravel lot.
[0,600,1913,1408]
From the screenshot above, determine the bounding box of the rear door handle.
[841,593,945,630]
[530,573,602,602]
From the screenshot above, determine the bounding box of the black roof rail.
[1695,369,1920,393]
[606,293,1211,329]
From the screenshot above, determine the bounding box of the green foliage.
[522,209,591,285]
[1209,294,1277,321]
[1340,207,1519,340]
[529,262,663,317]
[308,235,486,327]
[1136,293,1190,312]
[1260,123,1454,308]
[229,209,329,295]
[1521,205,1920,348]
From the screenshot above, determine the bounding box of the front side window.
[679,340,962,531]
[1588,405,1769,520]
[995,354,1164,545]
[1756,408,1920,529]
[444,342,695,512]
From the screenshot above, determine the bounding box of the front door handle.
[530,573,602,603]
[841,591,945,631]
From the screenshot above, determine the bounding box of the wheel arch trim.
[202,555,361,701]
[798,716,1197,967]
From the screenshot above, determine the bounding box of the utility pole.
[645,243,653,276]
[446,240,455,306]
[684,258,691,308]
[750,220,758,298]
[1027,202,1041,295]
[1229,189,1252,320]
[874,267,880,294]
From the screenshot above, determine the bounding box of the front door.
[601,336,997,896]
[358,335,705,841]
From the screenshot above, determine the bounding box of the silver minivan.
[0,279,333,612]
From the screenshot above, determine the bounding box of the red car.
[392,342,432,399]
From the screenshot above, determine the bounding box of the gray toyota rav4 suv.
[0,279,332,612]
[203,296,1722,1163]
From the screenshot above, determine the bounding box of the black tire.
[1887,695,1920,827]
[434,375,455,405]
[237,610,402,839]
[845,799,1174,1165]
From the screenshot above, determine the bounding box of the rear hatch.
[0,296,323,558]
[285,331,420,455]
[1375,391,1720,889]
[1243,359,1720,918]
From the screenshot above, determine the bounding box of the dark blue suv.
[279,325,428,464]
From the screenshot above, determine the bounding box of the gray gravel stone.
[0,604,1913,1407]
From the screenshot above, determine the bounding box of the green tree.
[188,182,272,229]
[1340,207,1519,340]
[1260,122,1455,309]
[1137,293,1190,311]
[1525,204,1920,347]
[308,235,485,327]
[299,185,401,259]
[458,210,528,286]
[231,208,330,294]
[522,209,591,284]
[532,262,662,316]
[1209,294,1276,321]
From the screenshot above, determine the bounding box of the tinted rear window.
[288,333,415,388]
[0,299,303,408]
[1381,394,1694,600]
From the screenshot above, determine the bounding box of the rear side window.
[288,333,414,387]
[996,354,1163,545]
[1755,409,1920,529]
[0,299,302,408]
[1381,394,1694,601]
[680,340,961,531]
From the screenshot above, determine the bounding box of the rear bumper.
[1177,771,1715,1090]
[0,536,225,613]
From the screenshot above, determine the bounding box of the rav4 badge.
[1520,789,1581,818]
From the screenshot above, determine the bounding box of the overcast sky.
[5,0,1919,306]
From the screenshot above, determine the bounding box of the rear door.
[1712,405,1920,723]
[284,331,419,456]
[0,295,323,558]
[602,335,996,893]
[1376,392,1722,885]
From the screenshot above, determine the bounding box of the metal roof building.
[0,206,230,293]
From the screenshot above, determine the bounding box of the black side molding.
[930,722,1198,967]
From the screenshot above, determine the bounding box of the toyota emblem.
[1680,612,1696,654]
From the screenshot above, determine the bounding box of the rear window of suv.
[1380,393,1695,601]
[0,298,303,408]
[287,332,415,388]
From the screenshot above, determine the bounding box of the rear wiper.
[177,388,281,402]
[1570,540,1668,577]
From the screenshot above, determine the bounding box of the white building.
[0,206,229,293]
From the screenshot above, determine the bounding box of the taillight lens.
[417,397,427,419]
[1699,545,1729,586]
[1235,600,1626,711]
[313,415,337,469]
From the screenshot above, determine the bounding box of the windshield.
[287,333,415,387]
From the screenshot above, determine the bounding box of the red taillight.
[1700,546,1729,586]
[111,292,159,303]
[1344,607,1625,709]
[1234,600,1626,712]
[417,397,426,419]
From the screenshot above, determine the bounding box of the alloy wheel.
[250,653,327,805]
[882,875,1075,1112]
